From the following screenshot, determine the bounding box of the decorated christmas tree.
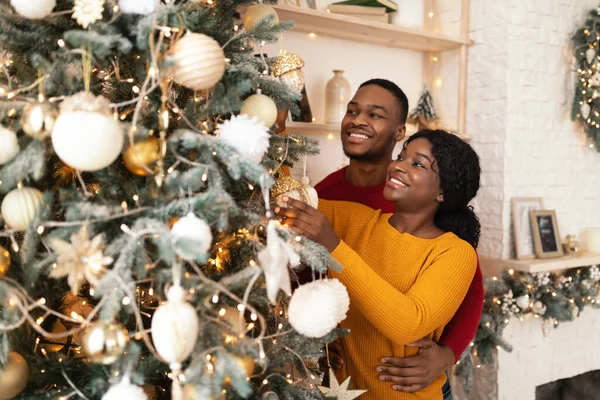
[0,1,348,399]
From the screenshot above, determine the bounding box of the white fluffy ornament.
[118,0,159,14]
[288,279,349,338]
[170,33,226,91]
[52,92,124,171]
[240,90,278,127]
[171,213,213,261]
[216,114,270,162]
[103,376,147,400]
[515,294,530,310]
[0,126,19,165]
[1,187,44,231]
[10,0,56,19]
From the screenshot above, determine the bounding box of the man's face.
[340,85,406,162]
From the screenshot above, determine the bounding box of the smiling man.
[314,79,484,399]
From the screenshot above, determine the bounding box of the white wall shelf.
[273,4,473,53]
[482,252,600,274]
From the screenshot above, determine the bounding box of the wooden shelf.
[285,121,472,142]
[482,252,600,274]
[274,4,473,52]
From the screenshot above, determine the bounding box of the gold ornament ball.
[40,321,69,353]
[0,245,10,278]
[241,91,278,127]
[20,100,57,140]
[0,351,29,400]
[80,321,129,364]
[224,355,256,385]
[244,4,279,32]
[271,176,318,208]
[123,137,161,176]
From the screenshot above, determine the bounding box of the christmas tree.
[0,1,347,399]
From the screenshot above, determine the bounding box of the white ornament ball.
[52,92,124,172]
[11,0,56,19]
[0,126,19,165]
[1,187,44,231]
[151,285,200,366]
[216,114,270,162]
[171,213,213,261]
[102,376,148,400]
[170,33,226,91]
[118,0,160,15]
[288,279,349,338]
[244,3,279,33]
[532,301,546,316]
[241,91,278,127]
[515,294,530,310]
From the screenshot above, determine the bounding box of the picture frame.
[511,197,544,259]
[530,210,563,259]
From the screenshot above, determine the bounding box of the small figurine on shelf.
[563,234,579,255]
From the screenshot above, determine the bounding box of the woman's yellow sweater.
[319,200,477,400]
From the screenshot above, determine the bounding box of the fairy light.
[250,313,257,321]
[133,194,139,202]
[211,294,219,303]
[248,184,254,190]
[327,133,334,140]
[36,316,44,325]
[89,288,95,296]
[508,269,514,275]
[219,308,226,317]
[428,11,434,18]
[308,32,316,39]
[57,39,65,47]
[237,304,245,312]
[120,224,131,233]
[122,296,131,305]
[37,226,44,235]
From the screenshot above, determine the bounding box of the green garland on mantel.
[572,6,600,150]
[456,264,600,392]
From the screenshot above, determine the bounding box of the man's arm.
[376,258,484,392]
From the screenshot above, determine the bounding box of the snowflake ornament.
[534,272,551,286]
[49,225,113,294]
[73,0,105,28]
[557,275,572,289]
[319,369,367,400]
[216,114,270,162]
[590,265,600,280]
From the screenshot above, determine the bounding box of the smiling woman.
[276,129,481,399]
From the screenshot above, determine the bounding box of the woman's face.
[383,138,443,210]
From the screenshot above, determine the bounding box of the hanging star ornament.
[72,0,105,28]
[257,220,300,305]
[319,369,367,400]
[49,225,113,294]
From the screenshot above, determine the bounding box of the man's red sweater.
[314,167,483,361]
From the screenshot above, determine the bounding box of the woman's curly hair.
[405,129,481,248]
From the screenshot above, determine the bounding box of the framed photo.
[511,197,544,259]
[530,210,563,259]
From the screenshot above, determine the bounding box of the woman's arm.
[330,239,476,344]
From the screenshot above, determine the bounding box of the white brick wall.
[496,310,600,400]
[436,0,600,259]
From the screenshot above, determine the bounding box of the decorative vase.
[325,70,351,124]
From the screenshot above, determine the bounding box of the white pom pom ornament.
[1,187,44,231]
[0,126,19,165]
[118,0,160,15]
[216,114,270,162]
[240,90,278,127]
[288,279,349,338]
[11,0,56,19]
[170,33,226,91]
[102,376,147,400]
[52,92,124,171]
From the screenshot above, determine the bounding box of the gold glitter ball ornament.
[243,3,279,32]
[272,49,305,92]
[0,245,10,278]
[122,136,161,176]
[271,176,318,209]
[80,321,129,364]
[20,100,58,140]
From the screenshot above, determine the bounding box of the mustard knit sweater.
[319,200,477,400]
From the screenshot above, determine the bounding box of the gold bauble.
[224,355,256,385]
[20,100,57,140]
[271,176,319,208]
[272,49,305,93]
[80,321,129,364]
[244,4,279,32]
[123,137,161,176]
[0,352,29,400]
[40,321,69,353]
[0,245,10,278]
